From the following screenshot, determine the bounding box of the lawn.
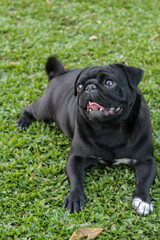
[0,0,160,239]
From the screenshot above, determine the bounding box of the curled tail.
[45,56,65,81]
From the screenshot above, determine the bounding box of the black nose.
[85,84,97,93]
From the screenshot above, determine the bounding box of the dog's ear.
[111,64,144,89]
[45,57,65,81]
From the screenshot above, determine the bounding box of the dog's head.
[75,64,144,125]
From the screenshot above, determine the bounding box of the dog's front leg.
[63,155,87,213]
[132,158,157,216]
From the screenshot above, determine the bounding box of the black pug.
[17,57,157,216]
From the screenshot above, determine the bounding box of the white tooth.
[100,108,103,111]
[110,108,115,111]
[108,109,114,114]
[89,109,92,112]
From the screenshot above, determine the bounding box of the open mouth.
[87,101,122,116]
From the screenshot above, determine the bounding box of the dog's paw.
[132,198,153,216]
[63,190,86,213]
[17,117,31,130]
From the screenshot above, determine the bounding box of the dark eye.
[105,79,114,87]
[77,84,83,92]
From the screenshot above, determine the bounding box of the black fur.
[45,56,65,81]
[17,57,157,216]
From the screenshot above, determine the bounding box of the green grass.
[0,0,160,239]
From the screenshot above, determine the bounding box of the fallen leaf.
[85,228,104,240]
[37,177,50,182]
[83,51,89,55]
[29,163,42,180]
[10,62,19,65]
[69,231,83,240]
[46,0,50,4]
[111,224,116,231]
[71,16,76,21]
[89,35,98,40]
[69,228,105,240]
[87,13,91,17]
[148,99,152,106]
[10,10,17,14]
[121,61,127,65]
[151,33,158,40]
[97,20,102,24]
[17,20,22,25]
[18,211,24,214]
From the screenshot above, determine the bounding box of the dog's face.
[75,64,144,124]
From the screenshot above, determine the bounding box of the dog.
[17,57,157,216]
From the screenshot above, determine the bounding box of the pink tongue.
[87,102,105,111]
